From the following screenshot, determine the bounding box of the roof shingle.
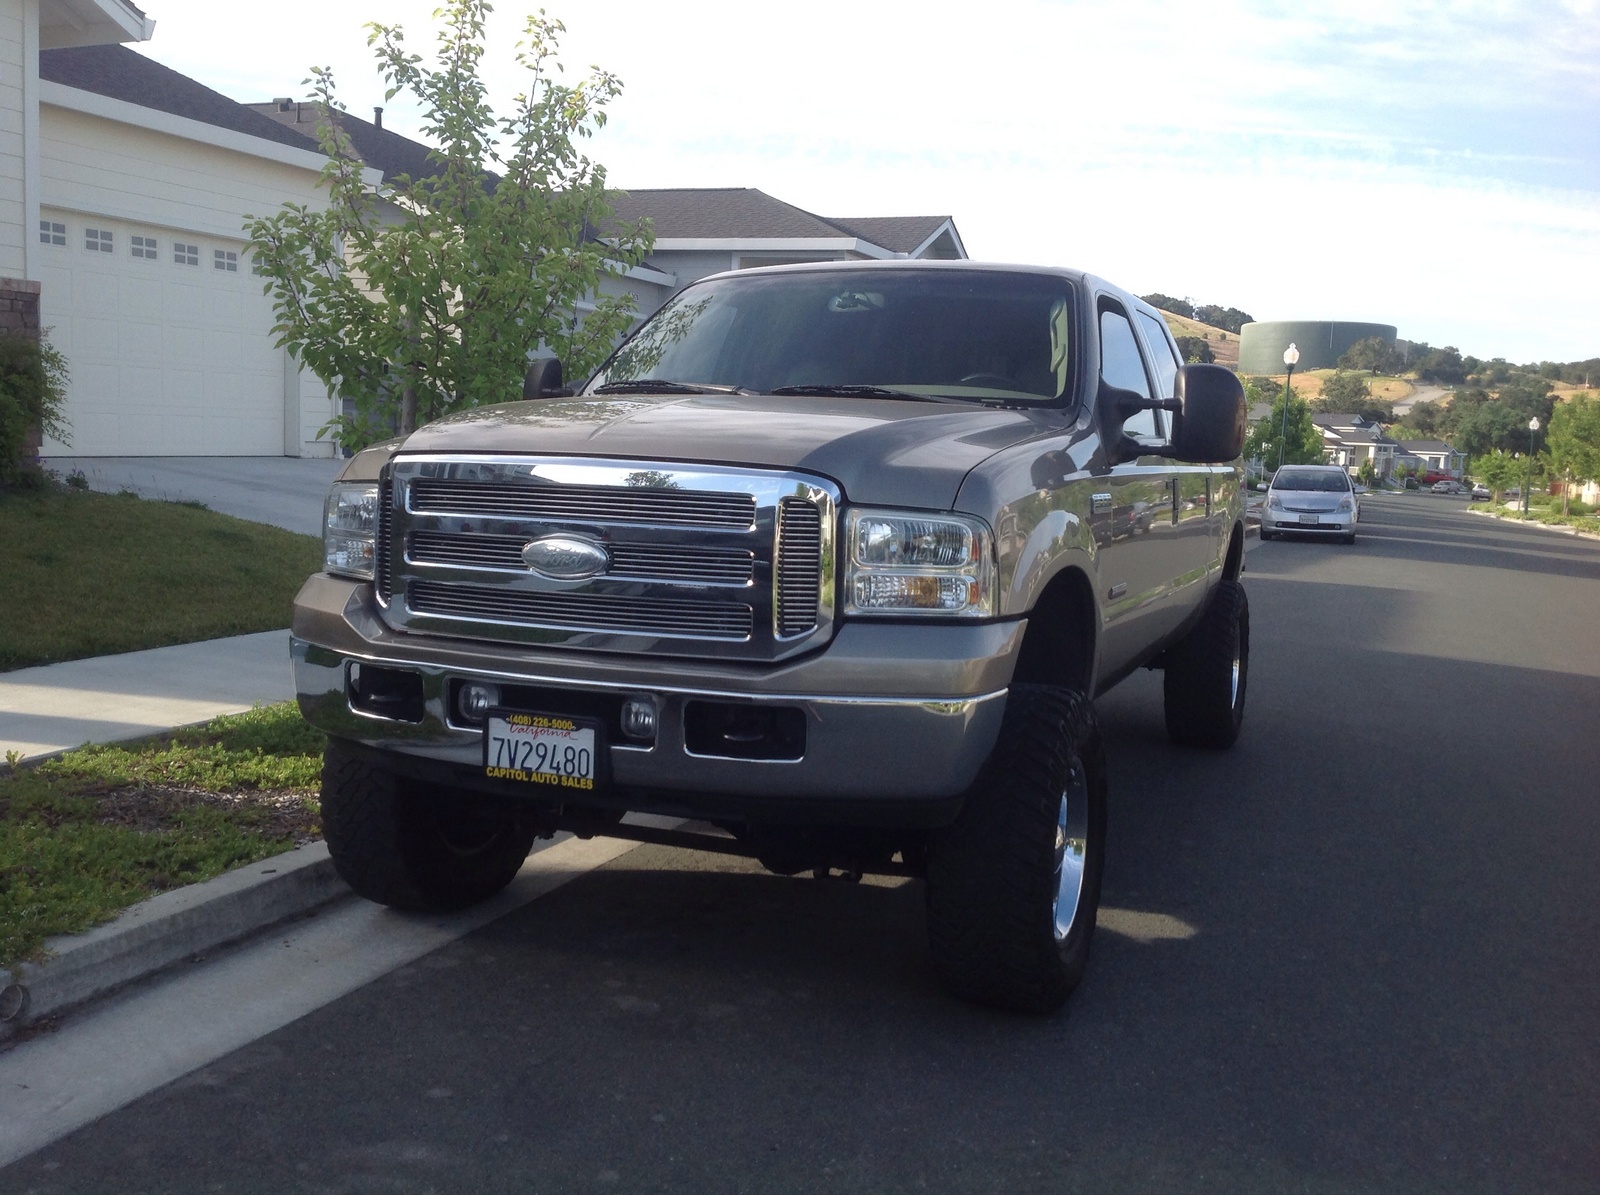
[40,45,319,153]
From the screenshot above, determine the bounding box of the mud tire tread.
[1162,578,1250,749]
[320,739,537,912]
[925,685,1107,1014]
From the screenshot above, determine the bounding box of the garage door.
[36,212,285,456]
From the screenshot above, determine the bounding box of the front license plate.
[1298,514,1320,524]
[484,711,600,791]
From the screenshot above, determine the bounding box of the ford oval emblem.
[521,535,610,580]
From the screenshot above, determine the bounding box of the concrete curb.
[1,843,350,1040]
[1463,506,1600,542]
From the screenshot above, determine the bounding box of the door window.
[1100,308,1158,438]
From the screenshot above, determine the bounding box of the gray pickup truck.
[293,260,1249,1012]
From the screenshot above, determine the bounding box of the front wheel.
[925,686,1108,1014]
[1163,578,1250,749]
[320,739,539,912]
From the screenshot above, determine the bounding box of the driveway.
[41,456,344,538]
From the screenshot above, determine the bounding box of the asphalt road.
[5,495,1599,1194]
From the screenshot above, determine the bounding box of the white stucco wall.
[0,0,29,278]
[36,98,339,456]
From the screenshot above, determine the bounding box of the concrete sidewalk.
[42,456,343,538]
[0,630,295,764]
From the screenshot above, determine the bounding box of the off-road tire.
[1163,577,1249,749]
[925,685,1107,1014]
[320,739,538,912]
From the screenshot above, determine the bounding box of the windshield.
[1274,469,1351,492]
[589,270,1074,404]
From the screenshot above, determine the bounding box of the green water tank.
[1237,321,1397,374]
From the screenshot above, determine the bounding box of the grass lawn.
[0,486,322,672]
[1,702,324,968]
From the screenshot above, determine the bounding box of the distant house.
[607,188,967,322]
[1395,438,1467,479]
[1314,413,1399,478]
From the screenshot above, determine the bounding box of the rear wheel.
[1163,578,1250,749]
[925,685,1107,1014]
[320,739,539,912]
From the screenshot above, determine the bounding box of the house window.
[250,255,265,276]
[214,249,238,273]
[86,228,114,253]
[174,242,199,266]
[39,221,66,246]
[132,235,159,260]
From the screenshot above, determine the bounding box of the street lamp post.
[1523,416,1540,515]
[1279,343,1300,473]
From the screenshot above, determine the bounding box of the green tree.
[1357,457,1376,488]
[247,0,650,450]
[1317,371,1369,408]
[1244,379,1323,471]
[1546,396,1600,515]
[1475,449,1521,501]
[0,331,69,487]
[1337,336,1401,374]
[1174,335,1213,364]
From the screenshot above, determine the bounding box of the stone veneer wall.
[1,277,44,460]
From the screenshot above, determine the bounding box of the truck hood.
[395,394,1062,509]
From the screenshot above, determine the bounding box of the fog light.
[620,696,658,741]
[458,681,499,724]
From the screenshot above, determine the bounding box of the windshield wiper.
[767,384,963,404]
[592,379,749,395]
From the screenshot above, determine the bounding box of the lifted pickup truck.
[293,260,1249,1012]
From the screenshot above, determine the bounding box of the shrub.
[0,331,69,486]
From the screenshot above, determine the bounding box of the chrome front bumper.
[292,575,1021,802]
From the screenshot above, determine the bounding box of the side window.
[1136,310,1182,401]
[1099,307,1157,438]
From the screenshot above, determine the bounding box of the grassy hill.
[1156,311,1240,368]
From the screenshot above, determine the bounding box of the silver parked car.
[1260,464,1360,544]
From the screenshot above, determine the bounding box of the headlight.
[324,482,380,580]
[843,509,994,617]
[1338,497,1353,512]
[1268,494,1283,510]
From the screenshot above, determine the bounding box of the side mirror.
[523,357,572,400]
[1169,364,1245,463]
[1096,381,1160,464]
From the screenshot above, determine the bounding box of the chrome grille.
[408,581,753,641]
[408,479,755,528]
[776,499,823,637]
[407,532,754,586]
[383,456,837,661]
[375,479,394,602]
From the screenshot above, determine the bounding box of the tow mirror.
[523,357,572,399]
[1168,364,1246,463]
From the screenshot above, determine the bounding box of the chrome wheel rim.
[1052,757,1090,942]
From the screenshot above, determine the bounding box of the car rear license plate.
[1298,514,1320,524]
[484,711,600,791]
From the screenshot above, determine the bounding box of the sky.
[128,0,1599,364]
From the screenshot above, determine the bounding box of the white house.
[1394,438,1467,479]
[1315,413,1399,478]
[4,3,360,458]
